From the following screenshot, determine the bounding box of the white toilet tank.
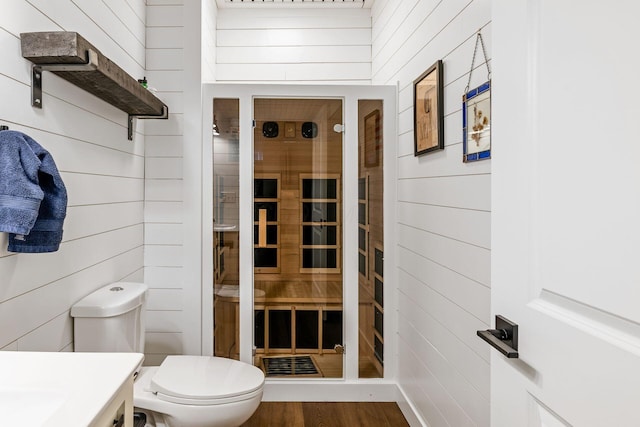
[71,282,147,353]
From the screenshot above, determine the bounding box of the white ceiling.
[215,0,373,9]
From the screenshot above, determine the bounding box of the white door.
[491,2,640,426]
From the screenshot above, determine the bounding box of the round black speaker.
[262,121,279,138]
[302,122,317,138]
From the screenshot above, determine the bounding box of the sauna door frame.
[201,84,397,383]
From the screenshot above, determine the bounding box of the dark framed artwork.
[413,60,444,156]
[364,109,381,167]
[462,81,491,162]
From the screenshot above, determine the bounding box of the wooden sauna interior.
[357,99,384,378]
[212,98,384,379]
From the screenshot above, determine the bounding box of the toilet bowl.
[71,282,265,427]
[134,356,264,427]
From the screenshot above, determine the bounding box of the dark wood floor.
[241,402,410,427]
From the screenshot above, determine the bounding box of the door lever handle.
[487,328,510,340]
[477,315,519,358]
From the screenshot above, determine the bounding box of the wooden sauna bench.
[214,281,343,358]
[214,281,342,304]
[255,281,342,305]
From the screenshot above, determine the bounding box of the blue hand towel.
[0,130,67,253]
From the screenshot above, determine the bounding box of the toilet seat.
[154,386,263,406]
[149,356,264,406]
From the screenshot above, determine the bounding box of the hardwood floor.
[241,402,409,426]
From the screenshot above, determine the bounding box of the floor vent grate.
[263,355,321,377]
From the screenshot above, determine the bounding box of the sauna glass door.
[253,98,344,379]
[212,98,241,360]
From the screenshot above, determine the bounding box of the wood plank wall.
[202,0,217,81]
[146,2,373,364]
[215,8,371,84]
[144,0,206,363]
[253,98,343,283]
[0,1,146,351]
[144,0,189,365]
[371,1,492,426]
[0,9,494,425]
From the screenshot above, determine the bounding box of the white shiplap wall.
[371,1,492,426]
[215,8,371,84]
[202,0,217,81]
[144,0,204,363]
[141,2,373,363]
[0,1,146,352]
[144,0,186,366]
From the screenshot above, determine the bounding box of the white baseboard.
[262,380,398,402]
[397,400,426,427]
[396,384,428,427]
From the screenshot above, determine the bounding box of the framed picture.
[463,81,491,162]
[413,60,444,156]
[364,109,381,167]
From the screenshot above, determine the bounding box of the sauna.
[208,87,392,381]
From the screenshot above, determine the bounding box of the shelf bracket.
[31,49,99,109]
[127,105,169,141]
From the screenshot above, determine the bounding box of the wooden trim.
[264,306,271,354]
[258,209,267,247]
[254,173,281,273]
[299,173,342,274]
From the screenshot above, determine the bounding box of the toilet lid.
[150,356,264,403]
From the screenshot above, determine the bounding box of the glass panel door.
[358,100,384,378]
[253,98,344,378]
[212,98,241,360]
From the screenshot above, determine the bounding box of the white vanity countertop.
[0,351,143,427]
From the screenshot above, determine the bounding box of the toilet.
[71,282,264,427]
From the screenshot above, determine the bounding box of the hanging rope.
[464,29,491,94]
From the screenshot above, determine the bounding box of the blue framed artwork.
[462,81,491,162]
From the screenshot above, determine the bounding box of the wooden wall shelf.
[20,31,168,140]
